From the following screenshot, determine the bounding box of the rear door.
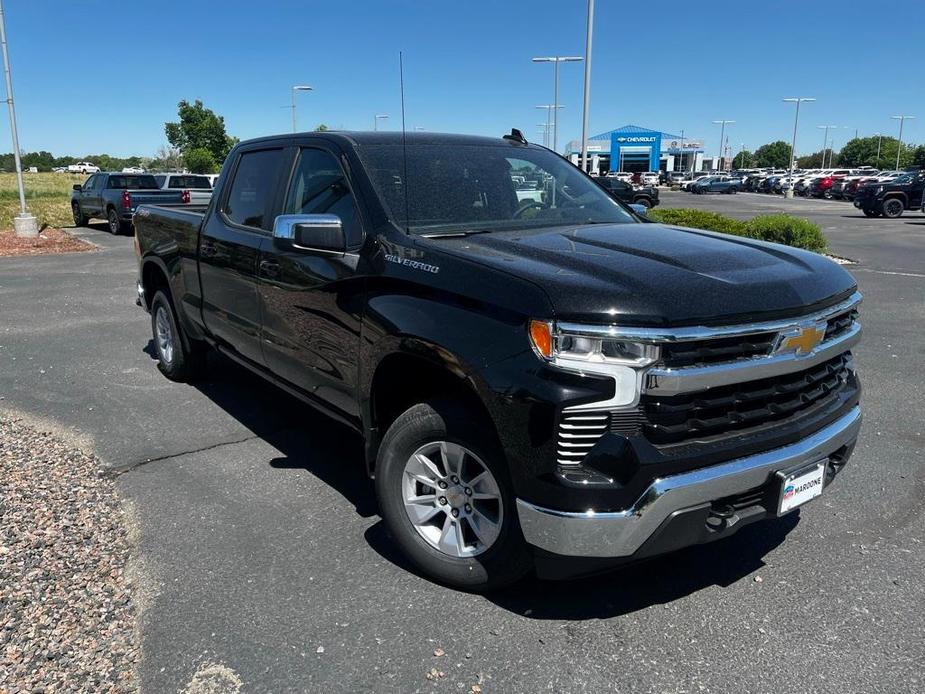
[199,144,291,367]
[256,143,366,421]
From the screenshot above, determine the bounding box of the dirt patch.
[0,227,95,257]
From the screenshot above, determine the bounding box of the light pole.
[0,0,36,238]
[579,0,594,173]
[783,97,814,197]
[892,115,915,170]
[678,129,685,172]
[875,132,882,169]
[536,124,549,147]
[374,114,389,131]
[712,120,734,170]
[532,55,583,153]
[535,105,563,149]
[818,125,836,167]
[290,85,312,133]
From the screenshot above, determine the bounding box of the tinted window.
[168,175,212,189]
[284,148,363,248]
[224,149,285,230]
[154,175,166,187]
[359,143,636,233]
[108,175,159,189]
[83,174,99,190]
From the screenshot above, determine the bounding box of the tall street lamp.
[579,0,595,173]
[290,85,312,133]
[0,0,36,238]
[875,132,882,168]
[892,115,915,170]
[783,97,814,197]
[532,55,583,152]
[818,125,836,167]
[712,120,734,170]
[374,114,389,131]
[535,105,563,149]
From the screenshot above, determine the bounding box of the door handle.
[259,259,280,278]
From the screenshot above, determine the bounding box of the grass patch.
[648,207,827,253]
[0,172,83,230]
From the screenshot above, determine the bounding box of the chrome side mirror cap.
[273,214,345,254]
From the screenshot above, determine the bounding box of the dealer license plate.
[776,462,826,515]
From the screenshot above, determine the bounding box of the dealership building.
[565,125,708,175]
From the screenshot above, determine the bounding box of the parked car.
[640,172,659,186]
[122,166,146,174]
[596,177,659,208]
[678,171,711,190]
[67,162,100,174]
[692,175,740,194]
[133,131,863,590]
[153,173,213,205]
[852,170,925,218]
[71,172,189,234]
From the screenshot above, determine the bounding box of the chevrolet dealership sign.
[610,130,662,172]
[615,136,658,144]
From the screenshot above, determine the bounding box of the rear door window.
[223,149,286,231]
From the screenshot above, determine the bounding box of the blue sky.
[2,0,921,158]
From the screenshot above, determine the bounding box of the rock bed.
[0,415,137,692]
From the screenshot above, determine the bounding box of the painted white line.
[853,268,925,278]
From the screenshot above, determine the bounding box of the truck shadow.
[364,511,799,619]
[142,341,376,517]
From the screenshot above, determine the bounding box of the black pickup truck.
[595,176,659,208]
[853,171,925,218]
[134,131,862,590]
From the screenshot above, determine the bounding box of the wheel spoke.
[406,453,442,486]
[468,510,500,547]
[439,441,465,478]
[403,495,441,525]
[437,515,465,555]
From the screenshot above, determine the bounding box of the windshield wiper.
[420,229,493,238]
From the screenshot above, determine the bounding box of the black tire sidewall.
[150,291,196,381]
[882,199,904,218]
[108,208,121,234]
[72,203,84,226]
[375,401,533,591]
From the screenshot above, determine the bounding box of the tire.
[634,197,652,209]
[107,207,126,235]
[862,208,881,218]
[72,202,87,227]
[150,290,207,382]
[881,198,905,218]
[375,400,533,591]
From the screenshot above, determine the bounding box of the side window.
[83,174,98,190]
[284,148,363,248]
[223,149,285,230]
[154,175,166,187]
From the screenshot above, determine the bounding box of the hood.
[428,223,856,326]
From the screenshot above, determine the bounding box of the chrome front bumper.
[516,405,861,558]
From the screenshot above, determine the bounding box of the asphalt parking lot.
[1,201,923,692]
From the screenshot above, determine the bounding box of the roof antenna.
[399,51,411,235]
[503,128,528,145]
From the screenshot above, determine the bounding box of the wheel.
[150,290,207,382]
[375,400,533,591]
[862,208,881,218]
[823,190,833,200]
[634,197,652,209]
[72,202,87,227]
[107,208,126,234]
[881,198,905,218]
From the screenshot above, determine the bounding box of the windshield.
[891,174,914,185]
[357,143,637,233]
[108,175,159,189]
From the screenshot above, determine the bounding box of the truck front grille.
[640,353,853,446]
[661,332,777,367]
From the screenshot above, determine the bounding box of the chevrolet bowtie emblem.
[776,323,827,356]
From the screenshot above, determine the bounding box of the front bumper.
[516,405,860,558]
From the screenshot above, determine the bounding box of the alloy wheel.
[154,306,175,365]
[401,441,503,558]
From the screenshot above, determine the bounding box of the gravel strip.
[0,415,137,692]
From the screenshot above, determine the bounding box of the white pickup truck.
[153,173,213,205]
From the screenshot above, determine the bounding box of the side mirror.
[273,214,345,254]
[73,184,82,191]
[630,203,649,217]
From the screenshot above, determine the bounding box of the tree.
[837,136,917,169]
[913,145,925,167]
[184,147,218,174]
[753,141,792,168]
[732,150,753,169]
[314,123,329,132]
[165,99,235,164]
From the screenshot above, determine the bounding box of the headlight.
[528,320,659,407]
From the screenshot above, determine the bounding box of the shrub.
[647,208,747,235]
[648,208,827,253]
[743,214,827,253]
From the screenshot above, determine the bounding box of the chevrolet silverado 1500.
[134,131,862,590]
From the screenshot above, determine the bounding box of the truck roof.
[238,130,540,149]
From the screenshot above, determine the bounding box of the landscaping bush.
[743,214,827,253]
[648,208,827,253]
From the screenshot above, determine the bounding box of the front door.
[199,146,290,367]
[257,144,366,421]
[80,174,102,217]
